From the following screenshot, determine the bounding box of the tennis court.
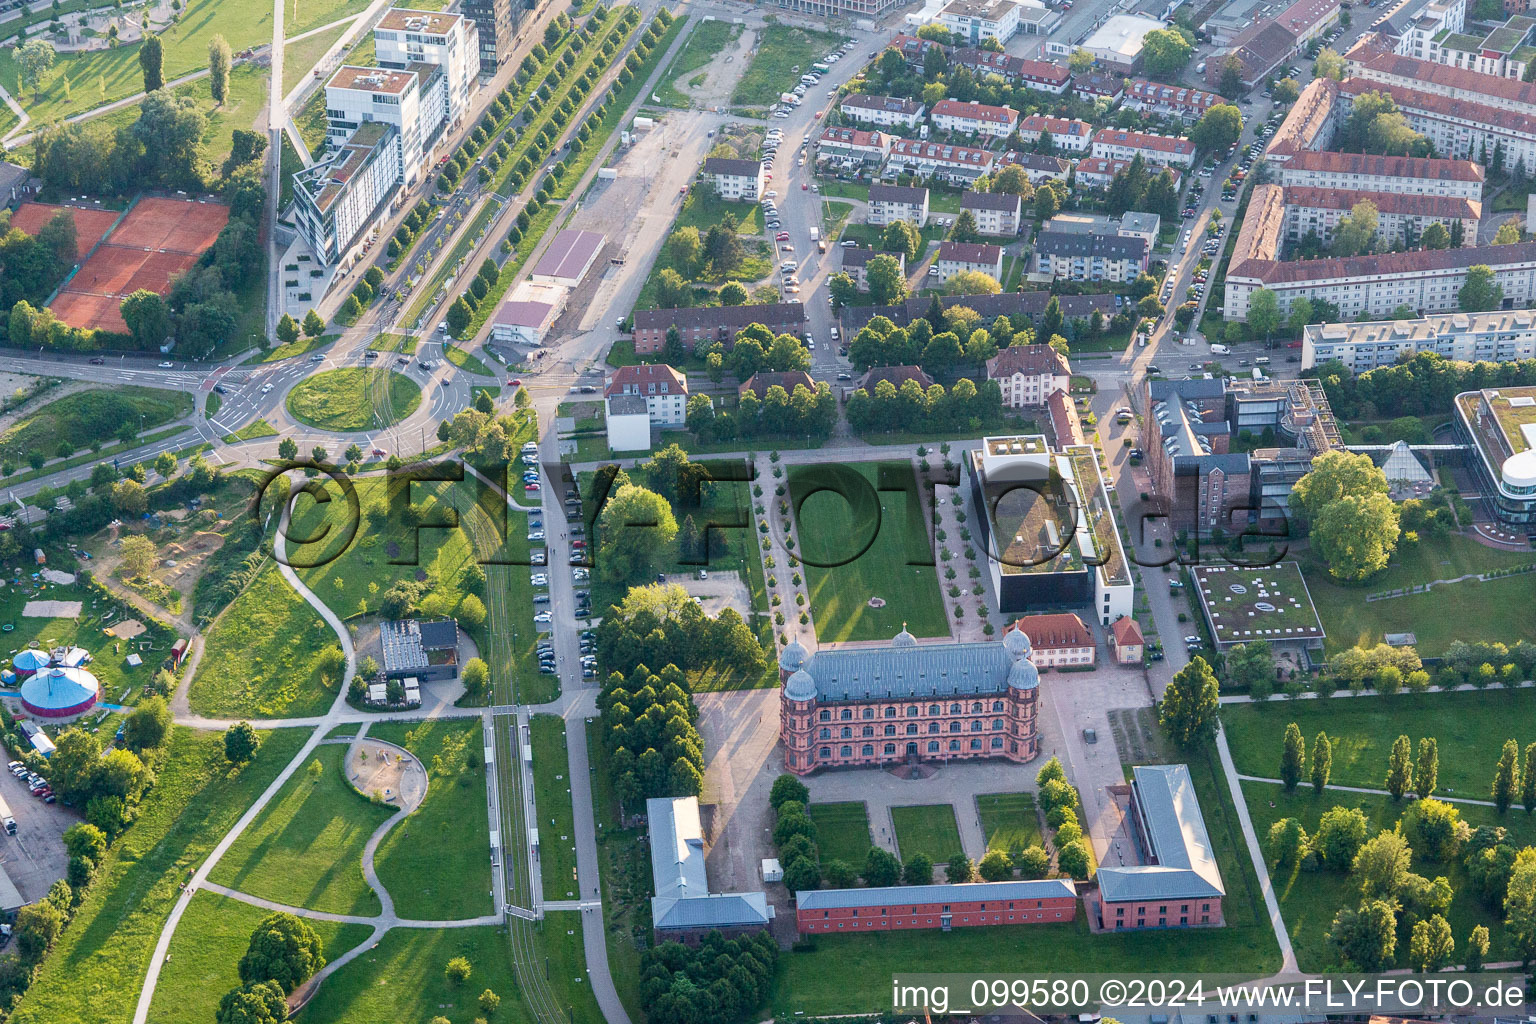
[108,197,230,253]
[8,203,119,258]
[51,290,128,333]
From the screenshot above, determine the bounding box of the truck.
[809,228,819,242]
[0,793,14,836]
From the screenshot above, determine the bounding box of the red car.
[372,448,387,457]
[526,482,541,491]
[801,183,809,190]
[508,378,522,386]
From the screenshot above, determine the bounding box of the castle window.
[907,706,918,716]
[819,747,830,757]
[991,736,1003,748]
[949,703,961,713]
[819,728,830,740]
[884,707,896,718]
[884,743,895,754]
[819,710,830,721]
[971,702,983,713]
[949,721,961,733]
[841,746,852,757]
[884,725,895,736]
[992,701,1004,712]
[840,727,851,739]
[928,741,939,752]
[992,719,1003,730]
[949,740,960,751]
[862,744,874,756]
[929,705,940,715]
[862,707,874,719]
[862,726,874,737]
[840,709,852,720]
[971,720,982,731]
[906,724,917,735]
[971,739,982,750]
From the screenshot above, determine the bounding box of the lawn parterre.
[149,891,373,1024]
[976,792,1043,853]
[808,801,873,867]
[208,743,392,915]
[1223,689,1536,796]
[10,727,306,1024]
[789,461,949,642]
[890,804,963,864]
[285,368,421,431]
[730,23,841,106]
[370,718,494,920]
[189,563,343,718]
[531,714,580,899]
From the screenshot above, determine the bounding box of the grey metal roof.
[607,393,648,415]
[1097,764,1225,903]
[1036,230,1148,262]
[647,797,773,931]
[798,878,1075,910]
[962,190,1022,212]
[380,619,430,673]
[417,619,458,650]
[799,638,1036,702]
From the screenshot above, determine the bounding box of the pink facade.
[799,892,1076,933]
[1098,895,1223,930]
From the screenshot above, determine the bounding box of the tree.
[1312,732,1332,794]
[942,270,1001,297]
[597,483,678,580]
[1191,104,1243,154]
[1271,77,1300,104]
[1494,739,1521,813]
[118,533,158,579]
[1275,722,1305,792]
[126,694,172,751]
[225,721,261,764]
[216,980,288,1024]
[140,33,164,92]
[16,39,55,102]
[1015,845,1049,878]
[446,295,473,337]
[782,856,821,894]
[238,912,325,992]
[1067,47,1094,74]
[978,849,1013,881]
[1315,47,1345,81]
[1495,220,1523,245]
[1505,848,1536,963]
[461,657,489,699]
[1247,288,1281,340]
[302,309,325,338]
[1266,817,1309,868]
[1417,737,1438,800]
[445,956,473,985]
[903,852,934,885]
[1386,734,1414,800]
[949,209,982,244]
[1410,914,1454,972]
[880,220,921,262]
[824,859,856,887]
[770,774,809,811]
[1332,200,1380,257]
[1141,28,1193,76]
[1466,924,1490,972]
[479,989,502,1017]
[208,33,231,105]
[865,254,908,306]
[1291,450,1389,521]
[1328,899,1398,970]
[1033,186,1059,221]
[1315,805,1370,869]
[1352,829,1411,899]
[1459,265,1503,312]
[1159,656,1220,747]
[718,280,748,306]
[1057,839,1092,879]
[1404,798,1464,862]
[1217,55,1246,98]
[1421,222,1451,250]
[276,313,300,346]
[946,853,973,883]
[863,846,901,887]
[1525,742,1536,813]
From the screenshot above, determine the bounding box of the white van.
[1210,343,1230,355]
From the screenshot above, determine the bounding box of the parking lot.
[0,754,73,904]
[663,569,751,619]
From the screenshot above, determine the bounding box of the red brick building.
[632,303,805,354]
[1095,764,1225,930]
[796,878,1077,933]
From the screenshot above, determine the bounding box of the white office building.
[292,122,402,268]
[374,9,477,127]
[1302,310,1536,370]
[326,64,444,187]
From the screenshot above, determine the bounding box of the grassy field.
[10,727,306,1024]
[634,192,769,311]
[295,87,329,154]
[209,742,391,915]
[730,23,840,106]
[0,385,191,465]
[1298,535,1536,656]
[370,718,494,920]
[890,804,962,864]
[189,563,342,718]
[283,23,349,93]
[222,418,278,443]
[532,714,581,900]
[0,584,175,705]
[808,801,872,868]
[1223,689,1536,797]
[369,332,419,353]
[149,891,373,1024]
[285,368,422,431]
[445,342,496,377]
[259,331,336,363]
[293,925,523,1024]
[655,18,739,107]
[1244,779,1536,969]
[976,792,1043,852]
[789,461,948,642]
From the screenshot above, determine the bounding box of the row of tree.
[598,661,705,805]
[686,381,837,444]
[1289,450,1399,582]
[1310,350,1536,422]
[640,931,777,1024]
[696,323,811,383]
[845,375,1006,437]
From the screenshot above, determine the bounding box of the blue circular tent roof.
[13,649,49,672]
[20,665,99,716]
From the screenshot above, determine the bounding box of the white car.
[261,383,274,393]
[527,530,546,541]
[158,361,173,368]
[572,568,590,581]
[764,190,777,198]
[534,611,553,623]
[530,573,548,586]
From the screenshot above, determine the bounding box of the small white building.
[605,394,652,452]
[839,94,925,129]
[1016,114,1093,153]
[931,99,1019,140]
[939,0,1022,45]
[985,343,1070,408]
[491,280,566,345]
[866,183,930,227]
[935,240,1004,280]
[961,190,1023,236]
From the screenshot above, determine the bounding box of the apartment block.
[1277,150,1484,200]
[293,122,401,267]
[939,0,1022,45]
[931,99,1020,139]
[1338,76,1536,177]
[936,241,1004,280]
[815,126,893,166]
[604,364,689,426]
[1033,230,1149,283]
[865,183,930,227]
[462,0,513,71]
[702,157,766,200]
[961,190,1022,236]
[950,48,1071,91]
[1302,309,1536,370]
[886,138,996,184]
[325,65,442,186]
[1125,79,1224,121]
[1089,129,1196,169]
[374,8,476,126]
[1279,185,1480,248]
[985,343,1069,409]
[1016,114,1092,153]
[839,94,925,129]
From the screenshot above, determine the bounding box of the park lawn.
[816,181,868,202]
[148,891,374,1024]
[655,18,739,107]
[9,727,306,1024]
[730,23,840,107]
[0,385,191,465]
[1298,534,1536,656]
[789,461,948,642]
[290,476,480,624]
[808,801,872,868]
[222,419,279,443]
[890,804,962,864]
[0,583,175,704]
[259,332,337,363]
[293,925,523,1024]
[209,743,392,915]
[189,563,342,718]
[283,24,348,93]
[370,331,419,353]
[821,199,853,239]
[285,368,422,431]
[370,718,494,920]
[1243,780,1536,969]
[1222,688,1536,797]
[204,392,222,420]
[285,0,372,38]
[532,714,580,900]
[537,910,607,1023]
[676,192,763,236]
[587,721,647,1021]
[975,792,1042,853]
[445,342,496,377]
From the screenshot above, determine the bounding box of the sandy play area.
[346,739,427,811]
[23,600,82,618]
[106,618,146,639]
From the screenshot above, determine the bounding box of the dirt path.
[678,25,755,109]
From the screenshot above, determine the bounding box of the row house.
[931,98,1020,139]
[1016,113,1093,153]
[936,240,1004,280]
[1277,149,1484,200]
[702,157,765,199]
[1421,15,1536,80]
[865,183,930,227]
[1345,41,1536,119]
[886,138,996,185]
[1265,77,1340,164]
[1089,128,1196,169]
[1033,230,1150,283]
[961,190,1023,236]
[633,303,805,353]
[797,879,1077,934]
[1301,309,1536,371]
[996,150,1071,184]
[815,126,893,167]
[885,33,946,70]
[1125,78,1224,121]
[839,93,925,129]
[1072,156,1182,191]
[1279,185,1480,249]
[950,48,1072,92]
[840,247,905,289]
[985,343,1070,410]
[1072,70,1124,102]
[1338,75,1536,178]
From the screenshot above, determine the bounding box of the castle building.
[778,628,1041,776]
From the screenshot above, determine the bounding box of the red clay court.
[52,197,230,334]
[8,203,120,258]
